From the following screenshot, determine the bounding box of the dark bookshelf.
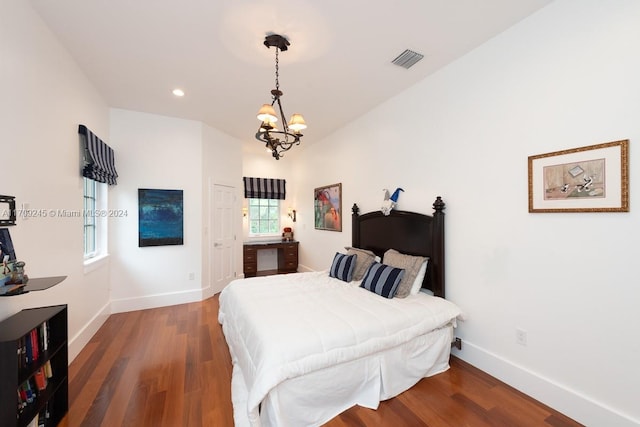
[0,304,68,427]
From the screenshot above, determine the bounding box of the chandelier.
[255,34,306,160]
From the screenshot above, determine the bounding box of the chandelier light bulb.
[288,114,307,133]
[257,104,277,123]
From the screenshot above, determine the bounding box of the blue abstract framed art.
[138,188,184,247]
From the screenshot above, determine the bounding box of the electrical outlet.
[188,272,195,280]
[516,328,527,346]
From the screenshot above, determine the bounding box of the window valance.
[79,124,118,185]
[243,177,286,200]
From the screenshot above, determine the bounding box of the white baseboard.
[297,263,314,273]
[110,287,206,314]
[453,340,639,427]
[67,301,110,363]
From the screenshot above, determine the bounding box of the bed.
[218,196,461,426]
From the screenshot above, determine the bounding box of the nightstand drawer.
[243,245,258,276]
[281,261,297,272]
[283,249,297,260]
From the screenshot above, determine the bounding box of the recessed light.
[172,88,185,97]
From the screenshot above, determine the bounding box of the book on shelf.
[25,332,32,364]
[44,360,53,379]
[33,368,47,391]
[22,335,27,367]
[20,322,51,368]
[30,329,39,362]
[18,379,36,408]
[41,320,48,351]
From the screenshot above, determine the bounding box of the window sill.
[84,253,109,274]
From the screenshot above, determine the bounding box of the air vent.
[391,49,424,69]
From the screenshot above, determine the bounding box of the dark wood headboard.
[351,197,446,298]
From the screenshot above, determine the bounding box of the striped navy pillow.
[329,252,356,282]
[360,262,405,298]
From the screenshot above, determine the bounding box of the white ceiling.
[30,0,553,149]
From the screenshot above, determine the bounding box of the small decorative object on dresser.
[0,228,65,296]
[0,228,26,288]
[282,227,294,241]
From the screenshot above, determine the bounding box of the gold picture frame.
[528,140,629,213]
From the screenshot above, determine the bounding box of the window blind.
[79,125,118,185]
[243,177,286,200]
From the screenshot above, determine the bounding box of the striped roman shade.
[243,177,286,200]
[79,125,118,185]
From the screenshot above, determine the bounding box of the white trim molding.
[452,341,639,427]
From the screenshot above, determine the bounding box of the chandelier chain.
[274,47,280,92]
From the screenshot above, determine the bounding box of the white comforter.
[218,271,462,426]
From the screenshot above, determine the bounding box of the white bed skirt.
[231,324,454,427]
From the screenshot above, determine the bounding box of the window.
[248,198,280,236]
[83,178,97,258]
[83,177,107,260]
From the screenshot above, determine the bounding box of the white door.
[210,183,235,294]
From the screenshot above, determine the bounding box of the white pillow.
[409,259,429,295]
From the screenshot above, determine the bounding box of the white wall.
[108,110,245,309]
[0,0,111,361]
[290,1,640,425]
[108,109,206,311]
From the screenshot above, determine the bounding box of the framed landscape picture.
[314,183,342,231]
[528,140,629,213]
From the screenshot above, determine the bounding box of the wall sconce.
[242,207,248,218]
[287,207,297,222]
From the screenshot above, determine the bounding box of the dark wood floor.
[60,295,583,427]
